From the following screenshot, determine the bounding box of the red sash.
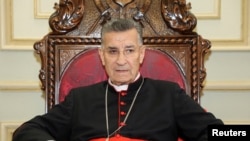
[90,134,146,141]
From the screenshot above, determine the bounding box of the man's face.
[99,29,145,85]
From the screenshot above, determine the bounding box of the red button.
[120,101,126,106]
[120,111,126,115]
[119,122,126,126]
[120,91,127,96]
[116,134,120,138]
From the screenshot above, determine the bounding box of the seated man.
[12,18,223,141]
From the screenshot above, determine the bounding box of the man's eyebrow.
[106,46,118,49]
[106,45,135,49]
[124,45,135,48]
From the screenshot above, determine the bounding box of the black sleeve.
[172,83,224,141]
[12,90,76,141]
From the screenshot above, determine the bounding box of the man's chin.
[112,79,132,85]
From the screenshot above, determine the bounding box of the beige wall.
[0,0,250,140]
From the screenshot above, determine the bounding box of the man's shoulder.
[144,77,179,86]
[143,77,185,92]
[70,80,107,93]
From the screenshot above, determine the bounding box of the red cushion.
[59,48,186,102]
[140,49,186,89]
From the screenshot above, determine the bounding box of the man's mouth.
[116,69,128,73]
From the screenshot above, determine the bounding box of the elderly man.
[12,18,223,141]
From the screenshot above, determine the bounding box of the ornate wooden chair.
[34,0,211,112]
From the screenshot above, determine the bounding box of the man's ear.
[98,48,105,66]
[139,45,146,64]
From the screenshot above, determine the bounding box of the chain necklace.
[105,78,144,141]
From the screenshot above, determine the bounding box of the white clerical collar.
[108,73,141,92]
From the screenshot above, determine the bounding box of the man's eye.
[125,49,135,54]
[108,49,118,54]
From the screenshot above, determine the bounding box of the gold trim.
[211,45,250,51]
[224,120,250,124]
[34,0,56,19]
[0,0,49,50]
[0,122,23,141]
[0,81,40,91]
[210,0,248,48]
[194,0,221,19]
[205,81,250,90]
[2,0,39,49]
[0,45,35,50]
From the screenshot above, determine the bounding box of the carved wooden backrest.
[34,0,211,112]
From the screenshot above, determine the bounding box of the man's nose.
[116,51,127,64]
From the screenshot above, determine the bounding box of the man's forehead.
[105,44,136,49]
[114,37,127,42]
[102,29,140,48]
[103,29,138,38]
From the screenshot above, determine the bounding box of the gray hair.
[101,18,143,45]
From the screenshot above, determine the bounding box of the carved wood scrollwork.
[161,0,197,33]
[34,38,47,91]
[199,36,211,94]
[47,0,197,35]
[88,0,156,35]
[49,0,85,34]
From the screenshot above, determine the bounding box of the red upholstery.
[59,48,186,102]
[140,48,186,90]
[59,48,108,102]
